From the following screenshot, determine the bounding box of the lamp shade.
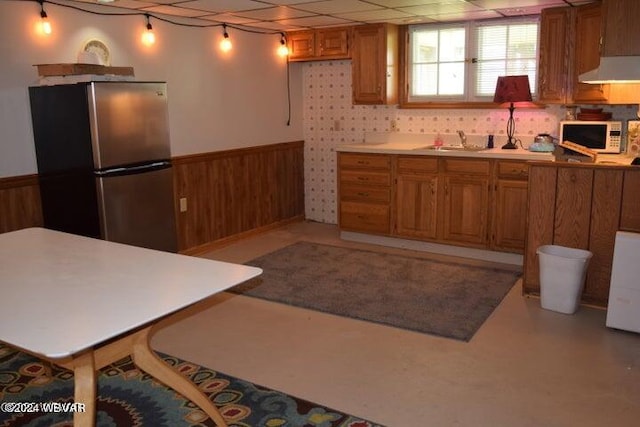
[493,75,532,104]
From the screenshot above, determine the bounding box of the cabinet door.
[573,3,609,103]
[317,27,349,59]
[620,169,640,232]
[352,24,385,104]
[288,31,315,61]
[538,7,572,104]
[602,0,640,56]
[396,174,438,239]
[523,165,557,295]
[441,176,489,246]
[351,24,397,105]
[553,167,593,249]
[585,169,623,306]
[493,180,528,253]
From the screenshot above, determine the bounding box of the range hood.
[579,56,640,83]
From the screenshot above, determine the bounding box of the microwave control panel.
[609,122,622,150]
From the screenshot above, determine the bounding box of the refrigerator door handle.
[94,161,171,177]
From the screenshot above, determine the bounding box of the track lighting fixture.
[142,14,155,46]
[39,1,52,35]
[220,24,232,52]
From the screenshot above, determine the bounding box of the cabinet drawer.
[340,170,391,186]
[339,153,390,169]
[340,184,390,203]
[442,158,490,175]
[340,201,390,233]
[497,161,529,180]
[397,156,438,174]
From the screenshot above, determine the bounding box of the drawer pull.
[356,160,369,165]
[357,176,369,181]
[357,192,370,197]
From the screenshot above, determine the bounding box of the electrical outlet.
[179,197,187,212]
[390,119,398,131]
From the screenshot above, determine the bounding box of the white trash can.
[536,245,593,314]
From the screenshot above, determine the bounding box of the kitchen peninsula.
[336,133,639,307]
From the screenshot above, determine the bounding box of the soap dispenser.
[434,133,443,148]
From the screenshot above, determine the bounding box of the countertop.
[336,132,635,165]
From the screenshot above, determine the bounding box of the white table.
[0,228,262,426]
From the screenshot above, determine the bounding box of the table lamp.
[493,75,533,149]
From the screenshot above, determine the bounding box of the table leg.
[72,350,97,427]
[131,326,228,427]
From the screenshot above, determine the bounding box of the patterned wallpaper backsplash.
[302,60,639,224]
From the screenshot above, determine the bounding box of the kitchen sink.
[413,145,487,152]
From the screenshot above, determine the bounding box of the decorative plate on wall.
[81,39,111,66]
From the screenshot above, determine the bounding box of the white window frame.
[407,17,540,104]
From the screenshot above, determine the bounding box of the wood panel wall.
[0,141,305,253]
[0,175,43,233]
[173,141,305,253]
[523,162,640,307]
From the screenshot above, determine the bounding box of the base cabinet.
[524,163,640,307]
[339,153,528,253]
[440,158,491,247]
[491,160,529,253]
[396,157,438,239]
[338,153,392,234]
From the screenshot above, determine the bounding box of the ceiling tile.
[278,15,356,28]
[399,1,483,15]
[366,0,455,7]
[292,0,384,15]
[141,5,209,17]
[467,0,565,8]
[179,0,273,13]
[233,6,315,21]
[430,10,504,22]
[334,9,414,22]
[198,13,261,25]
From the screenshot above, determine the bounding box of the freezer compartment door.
[96,165,178,252]
[88,82,171,169]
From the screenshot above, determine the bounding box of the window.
[406,18,539,104]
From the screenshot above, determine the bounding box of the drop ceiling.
[70,0,596,31]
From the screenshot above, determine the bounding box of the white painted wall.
[0,0,303,178]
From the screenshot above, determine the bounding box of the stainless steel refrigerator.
[29,81,178,252]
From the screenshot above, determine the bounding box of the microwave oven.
[559,121,622,153]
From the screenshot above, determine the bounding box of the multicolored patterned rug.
[0,343,381,427]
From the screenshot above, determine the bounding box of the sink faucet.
[457,130,467,147]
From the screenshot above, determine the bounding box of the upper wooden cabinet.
[602,0,640,56]
[538,7,572,104]
[351,24,398,105]
[538,3,612,104]
[572,2,609,103]
[287,27,350,62]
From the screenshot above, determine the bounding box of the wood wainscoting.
[0,174,43,233]
[173,141,305,253]
[0,141,305,252]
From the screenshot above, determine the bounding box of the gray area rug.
[233,242,521,341]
